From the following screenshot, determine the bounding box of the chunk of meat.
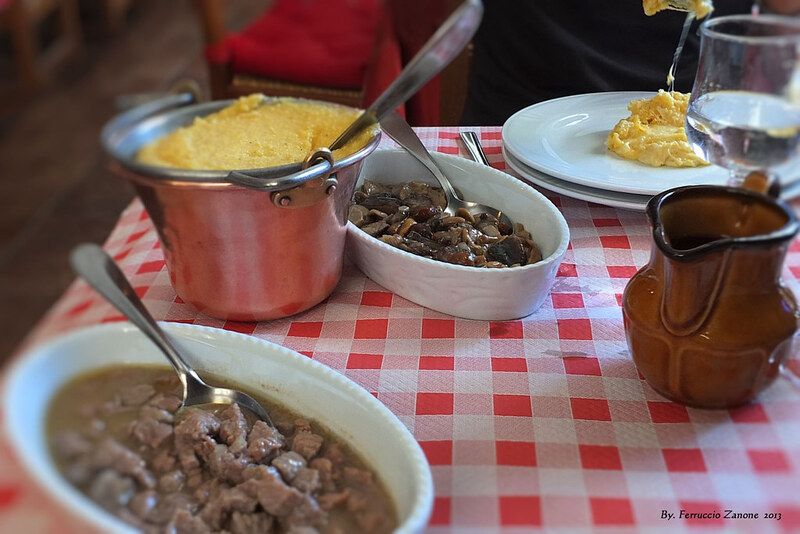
[317,490,350,511]
[219,404,248,454]
[129,490,158,520]
[140,405,174,424]
[247,421,284,462]
[284,494,326,530]
[175,409,220,442]
[322,443,346,469]
[250,468,304,517]
[88,469,136,510]
[205,444,251,484]
[229,511,274,534]
[152,449,177,473]
[291,467,321,494]
[174,409,221,485]
[120,384,156,406]
[147,493,195,525]
[285,527,320,534]
[291,432,324,460]
[92,438,154,488]
[148,392,183,412]
[193,478,229,505]
[167,509,213,534]
[272,451,306,482]
[294,419,313,433]
[242,464,279,482]
[86,394,123,417]
[130,416,173,449]
[309,458,336,493]
[158,470,186,493]
[199,485,259,529]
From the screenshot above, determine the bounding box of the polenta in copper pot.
[137,94,376,171]
[102,93,381,321]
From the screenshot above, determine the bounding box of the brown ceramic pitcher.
[622,184,800,409]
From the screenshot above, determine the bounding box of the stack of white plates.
[501,91,800,211]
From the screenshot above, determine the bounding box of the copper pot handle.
[226,148,335,194]
[227,160,332,191]
[113,79,202,111]
[228,149,339,209]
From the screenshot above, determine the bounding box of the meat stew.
[349,180,542,268]
[47,366,398,534]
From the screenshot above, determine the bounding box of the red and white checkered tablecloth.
[2,127,800,533]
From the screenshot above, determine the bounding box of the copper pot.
[101,94,381,321]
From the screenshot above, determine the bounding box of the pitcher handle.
[742,171,781,197]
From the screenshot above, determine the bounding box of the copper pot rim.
[102,96,382,189]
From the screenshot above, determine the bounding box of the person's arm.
[760,0,800,14]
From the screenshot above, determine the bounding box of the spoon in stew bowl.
[380,111,513,227]
[70,243,274,425]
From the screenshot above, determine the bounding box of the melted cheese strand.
[667,12,696,90]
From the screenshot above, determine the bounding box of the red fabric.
[387,0,450,126]
[208,0,382,89]
[360,3,404,115]
[204,41,230,64]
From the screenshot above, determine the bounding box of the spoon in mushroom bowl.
[380,111,513,227]
[70,243,274,426]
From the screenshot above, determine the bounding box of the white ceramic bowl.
[347,149,570,321]
[1,322,433,533]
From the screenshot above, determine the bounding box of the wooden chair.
[0,0,83,92]
[192,0,402,110]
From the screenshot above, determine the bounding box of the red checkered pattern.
[2,128,800,533]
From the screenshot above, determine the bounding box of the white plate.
[502,91,732,195]
[504,147,800,210]
[503,147,651,211]
[2,323,433,534]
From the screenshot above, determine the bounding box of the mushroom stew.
[349,180,542,268]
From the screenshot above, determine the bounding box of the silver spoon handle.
[69,243,200,386]
[460,131,491,166]
[330,0,483,150]
[380,112,461,202]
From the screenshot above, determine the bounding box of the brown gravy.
[46,365,398,534]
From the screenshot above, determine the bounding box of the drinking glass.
[685,14,800,188]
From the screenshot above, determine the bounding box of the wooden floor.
[0,0,271,361]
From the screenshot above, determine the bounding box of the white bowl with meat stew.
[1,322,433,533]
[346,149,570,321]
